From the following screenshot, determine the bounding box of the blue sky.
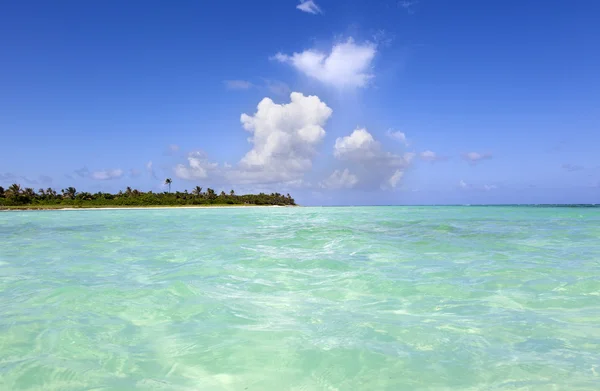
[1,0,599,205]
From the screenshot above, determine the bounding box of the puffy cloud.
[224,80,253,90]
[334,128,411,167]
[174,151,218,180]
[334,128,378,159]
[332,127,413,190]
[386,129,408,145]
[561,163,584,172]
[463,152,492,164]
[320,169,358,189]
[483,184,498,191]
[91,169,123,180]
[296,0,321,14]
[273,38,376,89]
[420,150,447,162]
[232,92,332,184]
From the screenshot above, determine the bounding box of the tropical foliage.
[0,183,296,208]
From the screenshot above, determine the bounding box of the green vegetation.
[0,180,296,209]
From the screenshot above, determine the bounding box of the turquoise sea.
[1,206,599,390]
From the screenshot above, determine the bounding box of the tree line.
[0,179,296,207]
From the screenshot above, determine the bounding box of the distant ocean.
[1,206,599,390]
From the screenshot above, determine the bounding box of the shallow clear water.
[1,206,599,390]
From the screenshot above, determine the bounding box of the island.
[0,179,296,210]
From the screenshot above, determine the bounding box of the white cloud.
[334,128,410,167]
[91,169,123,180]
[296,0,321,14]
[386,129,408,145]
[387,170,404,188]
[419,150,447,162]
[483,184,497,191]
[463,151,492,164]
[174,151,218,180]
[459,179,468,189]
[320,169,358,189]
[224,80,253,90]
[222,92,333,184]
[333,127,413,189]
[169,144,180,152]
[334,128,378,159]
[273,38,376,89]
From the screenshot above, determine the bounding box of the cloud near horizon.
[273,38,376,89]
[90,169,124,180]
[333,128,414,190]
[174,92,332,185]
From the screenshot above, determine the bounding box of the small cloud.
[146,161,157,179]
[463,152,492,164]
[175,151,218,180]
[398,1,418,14]
[372,29,394,48]
[224,80,254,90]
[296,0,321,14]
[169,144,180,152]
[320,169,358,189]
[264,79,291,96]
[387,170,404,188]
[459,179,497,191]
[129,169,142,177]
[1,173,52,185]
[386,129,408,146]
[273,38,376,89]
[91,169,123,180]
[561,163,584,172]
[73,167,90,178]
[419,150,447,162]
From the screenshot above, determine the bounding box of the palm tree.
[7,184,21,197]
[126,186,133,196]
[230,189,235,196]
[38,188,46,197]
[165,178,172,193]
[193,186,203,196]
[62,187,77,199]
[46,187,56,197]
[24,188,36,198]
[206,188,216,200]
[0,186,4,197]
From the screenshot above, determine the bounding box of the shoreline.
[0,205,297,211]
